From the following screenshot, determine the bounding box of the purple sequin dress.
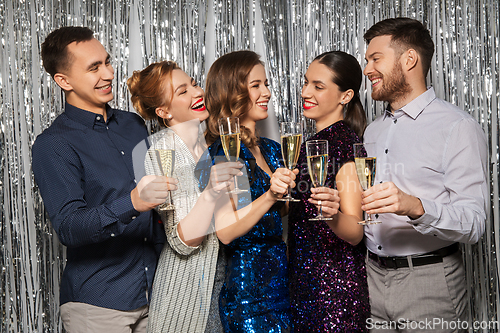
[288,121,369,332]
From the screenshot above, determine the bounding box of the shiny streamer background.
[0,0,498,332]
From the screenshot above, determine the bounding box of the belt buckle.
[370,252,404,269]
[382,257,399,269]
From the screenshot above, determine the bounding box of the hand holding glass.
[279,122,302,202]
[155,131,176,211]
[353,143,381,225]
[307,140,332,221]
[219,117,247,194]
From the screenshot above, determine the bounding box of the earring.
[341,101,344,105]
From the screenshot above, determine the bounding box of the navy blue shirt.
[32,102,165,311]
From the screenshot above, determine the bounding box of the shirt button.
[134,179,137,184]
[144,237,147,242]
[394,119,397,124]
[111,233,115,237]
[145,267,148,271]
[375,214,379,219]
[121,151,125,155]
[132,216,136,220]
[385,149,389,154]
[96,116,101,120]
[378,245,382,250]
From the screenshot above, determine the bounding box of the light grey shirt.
[364,87,488,257]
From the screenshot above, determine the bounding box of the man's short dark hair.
[364,18,435,77]
[41,26,94,77]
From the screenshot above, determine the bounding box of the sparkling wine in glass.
[353,143,381,225]
[154,131,176,211]
[278,122,302,202]
[307,140,332,221]
[219,117,247,194]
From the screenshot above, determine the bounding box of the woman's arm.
[309,161,364,245]
[176,162,243,247]
[214,168,297,245]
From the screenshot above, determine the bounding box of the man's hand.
[309,187,340,218]
[361,181,424,219]
[269,168,299,200]
[131,175,178,212]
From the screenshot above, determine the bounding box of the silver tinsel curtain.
[1,0,498,332]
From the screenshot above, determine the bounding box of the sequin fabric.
[146,128,223,333]
[288,121,370,332]
[197,137,292,333]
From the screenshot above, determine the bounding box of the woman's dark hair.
[127,61,180,127]
[314,51,366,138]
[364,17,434,77]
[204,50,264,147]
[41,26,94,78]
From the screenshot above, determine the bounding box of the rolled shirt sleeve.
[159,210,200,256]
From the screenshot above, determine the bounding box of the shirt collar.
[64,102,117,128]
[384,87,437,120]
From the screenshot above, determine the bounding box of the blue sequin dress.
[288,121,370,332]
[197,137,291,333]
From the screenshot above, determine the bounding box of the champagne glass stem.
[229,166,247,194]
[168,189,173,206]
[278,181,300,202]
[233,175,239,192]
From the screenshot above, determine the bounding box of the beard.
[371,61,411,105]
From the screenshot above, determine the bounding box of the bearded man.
[361,17,488,333]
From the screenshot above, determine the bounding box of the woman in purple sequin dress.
[288,51,370,332]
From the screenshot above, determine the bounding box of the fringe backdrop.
[1,0,498,331]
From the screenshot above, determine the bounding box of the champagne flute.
[307,140,332,221]
[278,122,302,202]
[219,117,247,194]
[155,130,176,211]
[353,143,381,225]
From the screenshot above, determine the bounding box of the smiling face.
[301,60,346,129]
[164,69,207,126]
[240,64,271,127]
[363,35,411,106]
[57,38,115,113]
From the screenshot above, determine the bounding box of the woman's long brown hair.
[204,50,264,147]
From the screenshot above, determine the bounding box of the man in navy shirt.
[32,27,174,332]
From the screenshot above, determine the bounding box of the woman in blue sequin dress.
[288,51,370,332]
[197,50,295,332]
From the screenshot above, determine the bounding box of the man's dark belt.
[368,243,460,269]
